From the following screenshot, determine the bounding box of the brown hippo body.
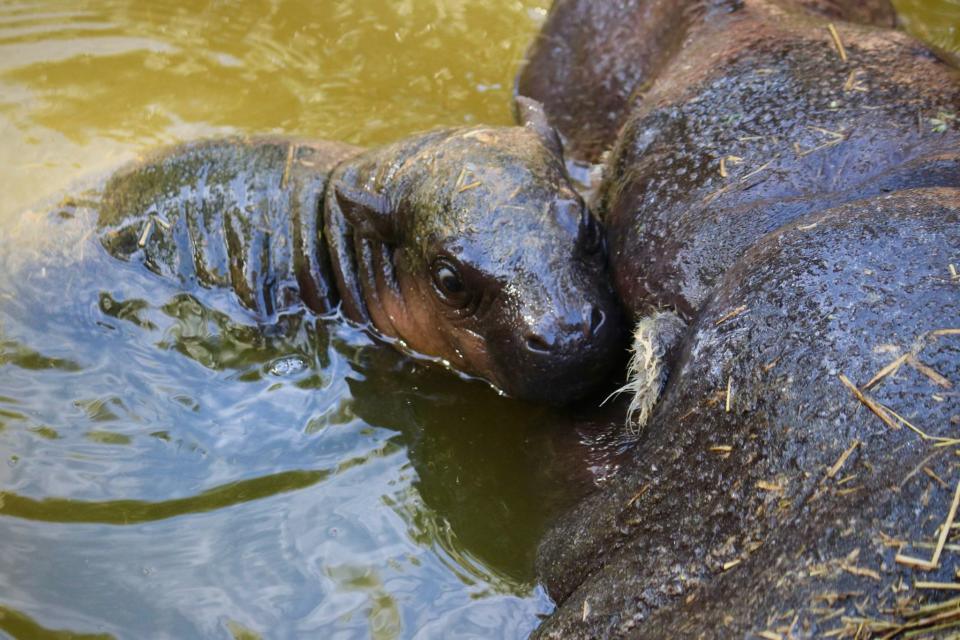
[516,1,960,637]
[598,2,960,319]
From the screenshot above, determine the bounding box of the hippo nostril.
[587,307,606,338]
[525,333,553,353]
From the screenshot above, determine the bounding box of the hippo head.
[323,100,624,404]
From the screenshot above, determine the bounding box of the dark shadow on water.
[0,605,114,640]
[0,468,330,524]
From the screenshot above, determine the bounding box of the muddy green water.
[0,1,957,639]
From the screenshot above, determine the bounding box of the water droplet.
[268,357,307,377]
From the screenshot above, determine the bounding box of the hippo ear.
[514,95,564,159]
[334,183,396,242]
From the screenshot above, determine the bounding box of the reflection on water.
[0,605,114,640]
[0,0,549,222]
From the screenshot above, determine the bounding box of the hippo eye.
[431,258,470,307]
[581,209,602,254]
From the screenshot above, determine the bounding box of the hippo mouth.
[487,311,626,405]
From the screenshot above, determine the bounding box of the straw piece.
[137,218,154,248]
[715,305,749,326]
[908,356,952,389]
[627,484,650,507]
[838,374,899,430]
[915,581,960,591]
[924,467,949,489]
[740,160,772,181]
[895,479,960,571]
[864,354,909,390]
[842,564,880,581]
[827,23,848,62]
[757,480,783,493]
[902,595,960,619]
[827,441,860,479]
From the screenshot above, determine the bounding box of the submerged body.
[100,138,355,318]
[97,121,624,404]
[516,0,960,637]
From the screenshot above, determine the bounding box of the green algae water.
[0,1,956,638]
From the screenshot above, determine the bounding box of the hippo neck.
[320,130,457,332]
[321,168,382,328]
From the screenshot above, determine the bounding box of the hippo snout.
[523,304,609,353]
[495,292,626,405]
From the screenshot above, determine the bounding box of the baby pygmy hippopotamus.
[97,99,623,404]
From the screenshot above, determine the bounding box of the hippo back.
[593,0,960,318]
[516,0,899,163]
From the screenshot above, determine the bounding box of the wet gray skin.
[537,189,960,639]
[515,0,960,637]
[98,109,624,405]
[522,0,960,321]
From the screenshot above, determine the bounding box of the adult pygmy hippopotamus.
[517,0,960,637]
[96,101,624,405]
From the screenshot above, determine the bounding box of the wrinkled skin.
[100,138,355,317]
[515,0,960,637]
[98,126,624,404]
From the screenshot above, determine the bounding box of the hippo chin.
[97,101,624,405]
[517,0,960,637]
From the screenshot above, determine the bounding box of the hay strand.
[863,354,909,390]
[137,218,154,248]
[839,374,899,430]
[908,356,952,389]
[827,440,860,479]
[715,305,749,326]
[895,478,960,571]
[827,23,848,62]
